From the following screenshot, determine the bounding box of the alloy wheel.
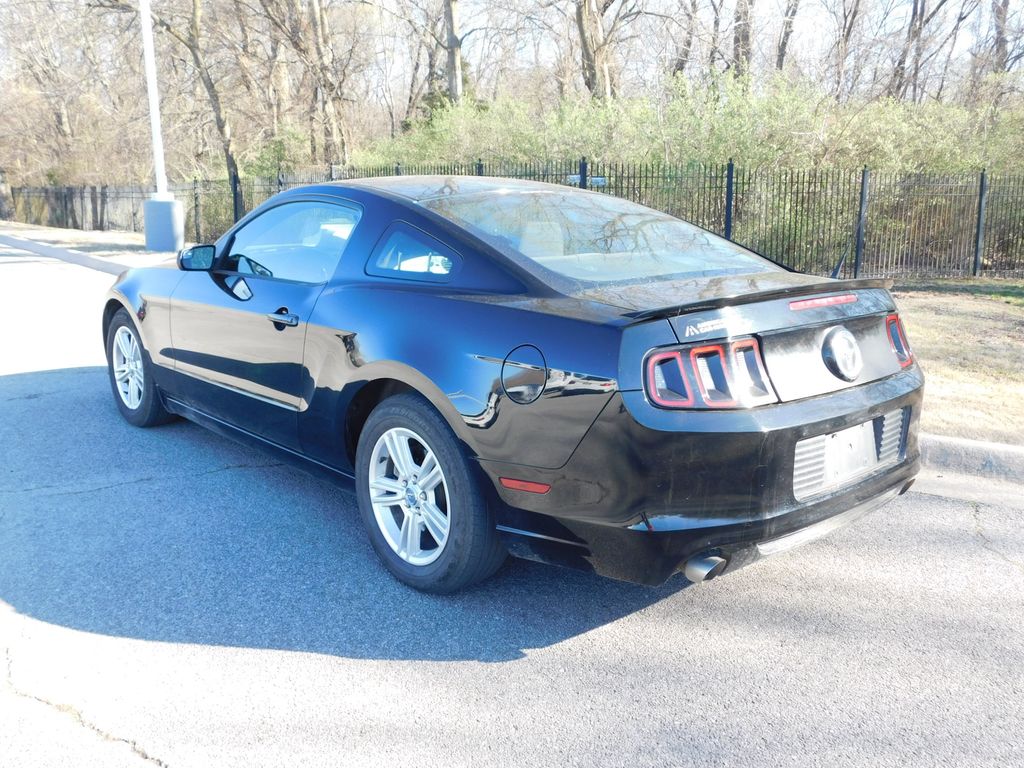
[112,326,144,410]
[368,427,451,566]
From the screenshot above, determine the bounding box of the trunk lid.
[593,271,905,404]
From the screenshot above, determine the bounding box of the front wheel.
[105,308,173,427]
[355,393,506,593]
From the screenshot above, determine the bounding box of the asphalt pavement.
[1,244,1022,767]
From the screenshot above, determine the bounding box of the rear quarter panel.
[299,285,623,470]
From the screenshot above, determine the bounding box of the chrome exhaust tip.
[683,555,727,584]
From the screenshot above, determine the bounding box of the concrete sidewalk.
[0,221,175,274]
[3,220,1021,484]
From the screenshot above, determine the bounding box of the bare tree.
[888,0,959,99]
[985,0,1024,76]
[1,0,1021,187]
[97,0,242,181]
[830,0,862,99]
[992,0,1011,72]
[732,0,754,78]
[708,0,725,70]
[255,0,371,165]
[385,0,448,125]
[672,0,700,75]
[444,0,465,101]
[575,0,615,97]
[776,0,800,70]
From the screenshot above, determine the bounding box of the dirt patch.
[892,279,1024,446]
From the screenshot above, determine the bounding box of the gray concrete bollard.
[143,195,184,252]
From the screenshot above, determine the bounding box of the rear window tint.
[421,190,778,286]
[366,225,459,282]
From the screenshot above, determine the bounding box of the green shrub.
[353,74,1024,173]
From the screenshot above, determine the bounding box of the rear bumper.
[480,366,924,586]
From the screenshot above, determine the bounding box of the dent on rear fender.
[449,352,617,469]
[305,344,616,471]
[301,288,623,470]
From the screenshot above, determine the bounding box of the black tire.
[355,392,506,593]
[105,308,174,428]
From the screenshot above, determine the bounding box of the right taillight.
[645,337,778,410]
[886,313,913,368]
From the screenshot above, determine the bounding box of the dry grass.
[892,278,1024,446]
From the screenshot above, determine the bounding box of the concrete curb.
[0,233,128,275]
[920,433,1024,484]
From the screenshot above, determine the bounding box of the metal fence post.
[67,187,80,229]
[21,162,1022,278]
[192,177,202,242]
[230,169,243,223]
[724,159,735,240]
[973,169,988,277]
[853,166,870,278]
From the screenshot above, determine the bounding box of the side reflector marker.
[499,477,552,494]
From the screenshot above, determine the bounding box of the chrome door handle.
[267,311,299,327]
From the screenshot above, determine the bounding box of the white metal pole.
[138,0,169,197]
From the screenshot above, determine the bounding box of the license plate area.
[793,409,906,501]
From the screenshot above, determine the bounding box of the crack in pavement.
[4,646,170,767]
[971,502,1024,576]
[3,392,53,402]
[0,461,286,497]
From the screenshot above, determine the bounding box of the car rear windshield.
[419,190,780,285]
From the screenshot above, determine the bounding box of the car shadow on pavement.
[0,367,686,662]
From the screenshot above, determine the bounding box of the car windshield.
[419,189,780,285]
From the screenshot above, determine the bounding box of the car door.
[168,199,361,448]
[297,221,465,471]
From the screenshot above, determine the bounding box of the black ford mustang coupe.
[103,177,922,592]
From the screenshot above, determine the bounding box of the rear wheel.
[105,308,173,427]
[355,393,506,593]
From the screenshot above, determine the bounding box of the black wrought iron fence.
[984,175,1024,274]
[9,159,1024,278]
[729,168,864,277]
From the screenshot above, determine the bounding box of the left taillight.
[886,313,913,368]
[644,337,778,410]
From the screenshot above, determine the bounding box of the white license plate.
[822,421,878,485]
[793,420,880,500]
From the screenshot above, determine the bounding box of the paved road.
[1,246,1022,767]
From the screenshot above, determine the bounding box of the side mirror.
[177,244,216,271]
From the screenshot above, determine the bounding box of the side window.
[366,225,459,282]
[222,201,361,283]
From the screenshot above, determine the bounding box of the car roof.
[322,175,574,203]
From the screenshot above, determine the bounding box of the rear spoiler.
[624,278,894,322]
